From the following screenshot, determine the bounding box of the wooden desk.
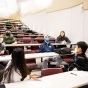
[5,71,88,88]
[0,52,59,62]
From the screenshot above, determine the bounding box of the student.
[0,43,6,66]
[0,43,5,55]
[0,48,38,84]
[61,41,88,71]
[3,29,17,44]
[2,29,17,54]
[0,33,5,54]
[39,36,62,69]
[0,33,3,43]
[55,31,71,48]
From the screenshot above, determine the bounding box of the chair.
[23,38,31,44]
[28,35,37,38]
[24,50,38,72]
[4,50,9,55]
[13,42,24,50]
[37,35,44,38]
[34,37,44,43]
[50,37,55,43]
[17,34,24,38]
[41,68,63,76]
[30,41,39,52]
[54,48,74,64]
[61,54,74,63]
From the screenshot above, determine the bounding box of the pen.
[70,73,77,76]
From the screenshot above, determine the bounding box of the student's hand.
[60,65,64,68]
[0,50,5,55]
[12,42,17,44]
[72,68,78,71]
[2,42,5,45]
[29,74,39,80]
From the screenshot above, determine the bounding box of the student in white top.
[0,48,38,84]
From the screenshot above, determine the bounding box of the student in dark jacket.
[39,41,54,52]
[61,41,88,71]
[55,31,71,48]
[69,41,88,71]
[39,36,62,69]
[0,43,5,55]
[0,43,6,67]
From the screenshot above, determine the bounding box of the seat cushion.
[26,63,37,69]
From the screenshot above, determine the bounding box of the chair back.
[41,68,63,76]
[30,41,39,52]
[24,50,36,63]
[24,50,37,71]
[34,37,44,43]
[23,38,31,44]
[62,54,74,63]
[4,50,9,55]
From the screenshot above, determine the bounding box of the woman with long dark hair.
[55,31,71,48]
[0,48,37,83]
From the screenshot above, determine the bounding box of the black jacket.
[69,54,88,71]
[0,43,5,52]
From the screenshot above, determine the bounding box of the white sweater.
[2,61,29,83]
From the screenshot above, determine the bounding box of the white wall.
[70,5,84,43]
[20,5,88,43]
[84,11,88,43]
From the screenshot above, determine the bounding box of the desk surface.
[4,43,76,47]
[5,71,88,88]
[14,35,44,36]
[0,52,59,62]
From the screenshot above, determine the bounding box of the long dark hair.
[2,48,29,83]
[59,31,65,38]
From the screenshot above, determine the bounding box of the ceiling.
[0,0,53,19]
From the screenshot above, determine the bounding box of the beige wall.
[8,10,20,20]
[83,0,88,10]
[31,0,88,14]
[46,0,84,12]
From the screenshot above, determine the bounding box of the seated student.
[0,43,5,55]
[0,33,3,43]
[0,43,6,66]
[10,24,16,32]
[14,25,22,32]
[3,29,17,44]
[60,41,88,71]
[55,31,71,48]
[0,48,38,84]
[0,33,4,54]
[39,36,62,69]
[2,29,17,54]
